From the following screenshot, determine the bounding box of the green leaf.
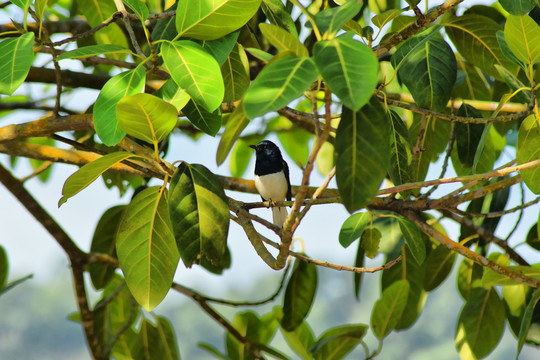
[371,279,410,339]
[316,141,334,176]
[0,246,7,291]
[176,0,262,40]
[261,0,298,37]
[372,9,404,28]
[222,43,250,102]
[311,324,368,360]
[282,258,318,331]
[339,212,371,248]
[354,239,365,300]
[499,0,537,15]
[216,105,249,165]
[10,0,31,10]
[182,99,222,136]
[445,14,515,80]
[88,206,126,290]
[155,78,191,112]
[168,163,229,267]
[281,320,315,360]
[526,222,540,251]
[517,288,540,358]
[381,246,427,330]
[243,56,318,119]
[117,93,178,144]
[245,47,274,63]
[94,67,146,146]
[200,30,240,66]
[336,99,390,213]
[482,265,540,286]
[133,317,180,360]
[198,343,228,360]
[495,64,531,103]
[504,15,540,70]
[227,311,280,359]
[94,276,140,356]
[361,227,381,259]
[0,33,35,95]
[496,31,525,68]
[58,44,130,60]
[388,110,413,191]
[162,40,224,112]
[260,23,308,58]
[123,0,149,21]
[313,1,362,38]
[396,216,425,265]
[59,152,140,206]
[424,245,457,292]
[455,288,505,359]
[517,115,540,194]
[116,186,179,311]
[229,138,257,178]
[455,104,485,168]
[314,35,378,111]
[391,32,456,111]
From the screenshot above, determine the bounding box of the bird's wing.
[282,159,292,201]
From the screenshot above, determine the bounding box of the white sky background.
[0,0,540,358]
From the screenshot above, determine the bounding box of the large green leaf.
[259,23,308,58]
[382,246,427,330]
[59,152,140,206]
[116,186,179,311]
[388,110,413,190]
[117,93,178,145]
[499,0,537,15]
[336,99,390,213]
[282,258,318,331]
[281,321,315,360]
[455,104,485,168]
[168,163,229,267]
[517,288,540,358]
[132,317,180,360]
[175,0,262,40]
[371,279,410,339]
[391,32,456,111]
[243,56,317,119]
[504,15,540,70]
[396,216,426,265]
[313,0,362,38]
[58,44,129,60]
[182,100,222,136]
[445,14,514,80]
[94,67,146,146]
[161,40,224,112]
[311,324,368,360]
[338,212,371,248]
[424,245,457,292]
[154,78,191,112]
[221,43,250,102]
[0,33,35,95]
[88,206,126,290]
[201,30,240,66]
[517,115,540,194]
[216,105,249,165]
[455,288,505,359]
[314,35,378,112]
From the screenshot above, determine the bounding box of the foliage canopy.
[1,0,540,359]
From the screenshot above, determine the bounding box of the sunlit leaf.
[200,30,240,66]
[504,15,540,70]
[499,0,537,15]
[123,0,149,21]
[162,40,224,112]
[117,93,178,144]
[222,43,250,102]
[168,163,229,267]
[94,67,146,146]
[517,115,540,194]
[313,0,362,38]
[259,23,308,57]
[0,33,35,95]
[59,152,140,206]
[372,9,404,28]
[314,35,378,111]
[116,186,179,311]
[176,0,262,40]
[155,78,191,112]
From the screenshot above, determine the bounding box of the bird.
[249,140,292,228]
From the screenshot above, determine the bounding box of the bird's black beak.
[249,145,257,150]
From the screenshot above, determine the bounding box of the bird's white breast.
[254,171,288,202]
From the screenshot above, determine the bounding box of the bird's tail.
[272,206,288,228]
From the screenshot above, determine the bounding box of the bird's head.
[249,140,282,160]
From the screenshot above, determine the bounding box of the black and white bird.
[250,140,292,228]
